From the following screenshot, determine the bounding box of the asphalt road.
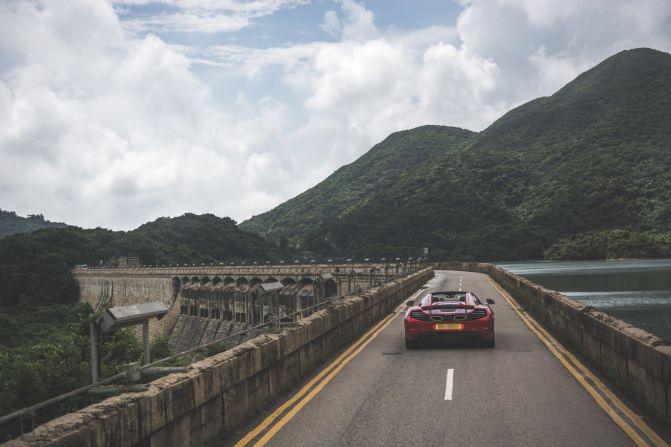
[226,270,670,447]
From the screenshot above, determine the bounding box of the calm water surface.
[496,259,671,342]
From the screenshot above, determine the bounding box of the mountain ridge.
[240,125,475,241]
[241,47,671,261]
[0,209,67,238]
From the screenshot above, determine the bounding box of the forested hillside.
[239,126,474,243]
[0,209,66,238]
[241,48,671,261]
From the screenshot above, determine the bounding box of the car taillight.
[408,310,431,321]
[464,309,487,320]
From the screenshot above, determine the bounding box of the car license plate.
[434,323,463,331]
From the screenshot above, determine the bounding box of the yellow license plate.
[434,323,463,331]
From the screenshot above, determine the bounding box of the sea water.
[496,259,671,342]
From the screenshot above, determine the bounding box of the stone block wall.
[436,262,671,427]
[4,268,433,447]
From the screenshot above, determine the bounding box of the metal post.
[143,320,150,366]
[272,292,277,320]
[90,322,100,384]
[250,292,256,326]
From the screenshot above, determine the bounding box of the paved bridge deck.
[225,270,670,447]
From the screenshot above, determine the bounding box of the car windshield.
[431,292,467,303]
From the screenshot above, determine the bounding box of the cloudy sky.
[1,0,670,230]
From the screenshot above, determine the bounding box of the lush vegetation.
[0,302,175,441]
[0,209,66,238]
[241,48,671,261]
[544,230,671,260]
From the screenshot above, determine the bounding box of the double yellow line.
[234,291,419,447]
[486,276,669,447]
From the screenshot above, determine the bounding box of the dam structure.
[73,263,422,353]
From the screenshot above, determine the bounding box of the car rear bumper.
[404,317,494,343]
[408,331,493,344]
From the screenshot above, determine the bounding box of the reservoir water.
[496,259,671,342]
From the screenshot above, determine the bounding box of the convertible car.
[404,291,495,349]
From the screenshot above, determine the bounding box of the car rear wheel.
[480,335,495,348]
[405,336,420,349]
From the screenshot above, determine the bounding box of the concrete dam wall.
[76,273,181,340]
[73,264,420,357]
[77,275,178,310]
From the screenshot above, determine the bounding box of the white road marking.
[445,368,454,401]
[458,275,463,292]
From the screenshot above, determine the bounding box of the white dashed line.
[445,368,454,401]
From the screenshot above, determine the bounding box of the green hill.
[241,48,671,261]
[0,213,280,309]
[0,209,67,238]
[239,126,475,242]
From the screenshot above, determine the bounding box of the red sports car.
[404,291,495,349]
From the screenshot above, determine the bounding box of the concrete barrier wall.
[5,268,433,447]
[436,262,671,426]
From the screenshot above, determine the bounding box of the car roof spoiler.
[420,303,476,310]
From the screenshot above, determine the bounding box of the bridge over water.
[3,264,670,447]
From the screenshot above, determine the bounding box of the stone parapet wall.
[435,262,671,426]
[5,268,433,447]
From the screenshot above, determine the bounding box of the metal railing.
[0,371,127,427]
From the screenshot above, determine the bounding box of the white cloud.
[1,0,671,230]
[340,0,377,41]
[320,10,341,37]
[0,0,301,229]
[208,3,501,141]
[123,13,250,33]
[457,0,671,100]
[528,47,590,95]
[109,0,309,34]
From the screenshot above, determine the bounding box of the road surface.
[225,270,670,447]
